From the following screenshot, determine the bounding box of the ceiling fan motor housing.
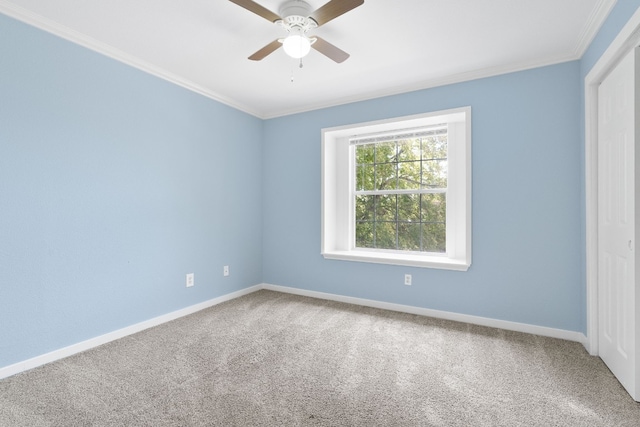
[278,0,317,28]
[279,0,311,18]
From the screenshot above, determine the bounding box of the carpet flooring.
[1,289,639,426]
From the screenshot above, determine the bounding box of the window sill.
[322,250,471,271]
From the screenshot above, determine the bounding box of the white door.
[597,47,639,401]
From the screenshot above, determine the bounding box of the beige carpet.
[1,289,639,426]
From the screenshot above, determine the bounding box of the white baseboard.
[0,284,262,380]
[261,283,588,345]
[1,282,589,380]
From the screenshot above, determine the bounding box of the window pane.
[349,122,457,255]
[355,195,375,222]
[421,193,446,222]
[422,135,447,160]
[375,141,396,164]
[398,223,421,251]
[397,138,421,162]
[422,222,446,252]
[355,221,374,248]
[355,143,375,165]
[435,135,447,157]
[422,160,447,188]
[374,161,397,191]
[356,164,375,191]
[375,195,396,221]
[375,222,397,249]
[398,160,421,190]
[397,194,420,222]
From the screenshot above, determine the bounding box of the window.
[321,107,471,271]
[353,126,448,253]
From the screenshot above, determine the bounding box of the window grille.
[351,125,448,253]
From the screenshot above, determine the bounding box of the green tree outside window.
[354,132,447,253]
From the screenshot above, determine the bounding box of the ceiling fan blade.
[248,39,282,60]
[310,0,364,27]
[312,37,349,63]
[229,0,281,22]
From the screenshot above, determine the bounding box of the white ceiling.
[0,0,616,118]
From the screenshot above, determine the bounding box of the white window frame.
[321,107,471,271]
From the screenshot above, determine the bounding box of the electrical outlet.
[223,265,230,277]
[186,273,194,288]
[404,274,412,286]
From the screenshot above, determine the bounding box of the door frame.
[586,8,640,356]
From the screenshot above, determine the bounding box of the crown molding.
[572,0,618,57]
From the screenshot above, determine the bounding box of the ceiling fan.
[229,0,364,63]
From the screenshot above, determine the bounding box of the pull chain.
[290,58,304,83]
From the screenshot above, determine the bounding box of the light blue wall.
[262,2,640,336]
[0,14,263,368]
[263,63,584,332]
[4,2,640,371]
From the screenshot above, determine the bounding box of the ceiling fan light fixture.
[282,28,311,59]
